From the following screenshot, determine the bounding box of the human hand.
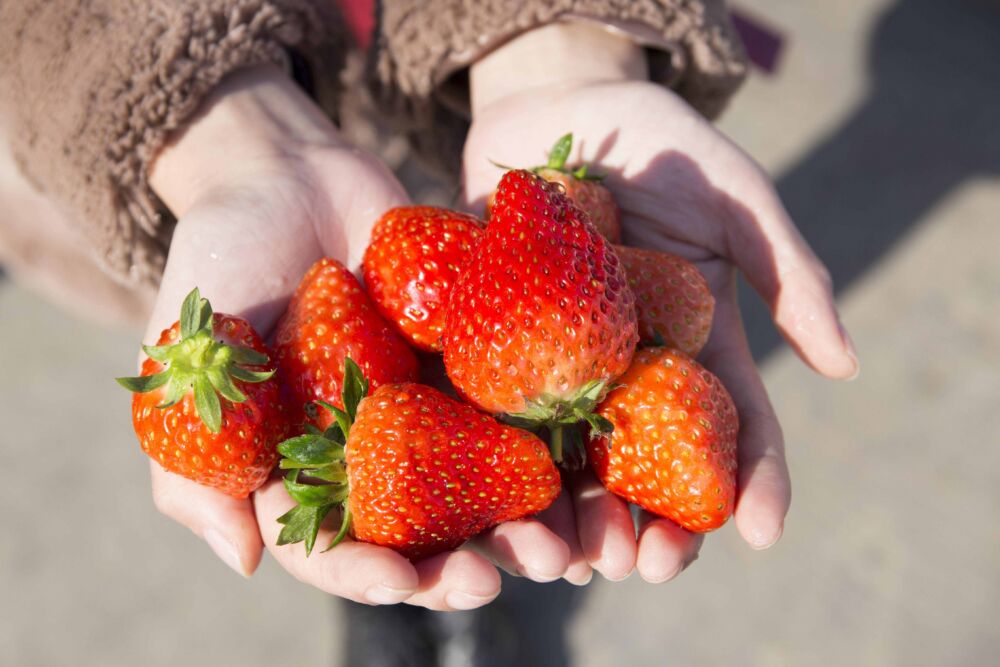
[463,23,860,583]
[141,66,571,609]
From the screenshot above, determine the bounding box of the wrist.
[470,21,648,116]
[149,65,345,217]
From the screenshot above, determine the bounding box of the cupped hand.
[463,62,859,582]
[139,66,572,609]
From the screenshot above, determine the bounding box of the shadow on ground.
[741,0,1000,359]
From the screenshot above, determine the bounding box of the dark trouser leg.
[340,600,439,667]
[340,573,587,667]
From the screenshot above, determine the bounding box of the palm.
[464,81,857,579]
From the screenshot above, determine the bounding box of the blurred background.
[1,0,998,664]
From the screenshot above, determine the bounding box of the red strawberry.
[588,347,738,532]
[117,289,287,498]
[486,133,622,243]
[273,258,419,430]
[275,360,561,559]
[363,206,484,352]
[616,245,715,356]
[444,169,638,462]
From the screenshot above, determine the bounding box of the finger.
[699,292,790,550]
[569,469,637,581]
[150,463,264,577]
[255,478,419,604]
[468,518,570,583]
[535,487,594,585]
[636,512,704,583]
[405,550,502,611]
[722,174,859,380]
[315,150,410,273]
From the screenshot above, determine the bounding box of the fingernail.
[446,591,499,610]
[749,525,782,551]
[204,529,248,577]
[839,324,861,381]
[646,566,681,584]
[569,569,594,587]
[594,560,630,582]
[516,564,562,582]
[364,585,413,605]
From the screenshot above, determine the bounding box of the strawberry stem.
[504,379,615,467]
[550,425,565,464]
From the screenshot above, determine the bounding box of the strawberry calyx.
[535,133,604,182]
[115,288,274,434]
[275,358,368,556]
[489,133,605,184]
[501,379,615,467]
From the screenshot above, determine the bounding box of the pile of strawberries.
[118,135,738,561]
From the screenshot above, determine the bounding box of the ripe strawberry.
[275,360,561,559]
[588,347,738,532]
[444,169,638,462]
[273,258,419,430]
[616,245,715,356]
[117,289,287,498]
[363,206,484,352]
[486,133,622,243]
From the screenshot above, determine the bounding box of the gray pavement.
[2,0,999,665]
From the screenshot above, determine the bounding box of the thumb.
[150,463,264,577]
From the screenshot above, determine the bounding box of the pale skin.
[144,23,858,609]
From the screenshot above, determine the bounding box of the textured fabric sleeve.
[370,0,748,174]
[0,1,345,286]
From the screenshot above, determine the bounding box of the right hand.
[140,65,574,610]
[463,22,860,585]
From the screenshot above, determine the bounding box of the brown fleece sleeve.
[0,1,345,286]
[371,0,748,174]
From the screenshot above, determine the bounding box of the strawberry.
[275,360,561,559]
[273,257,419,430]
[363,206,484,352]
[486,133,622,243]
[615,245,715,356]
[116,288,287,498]
[444,169,638,463]
[587,347,738,532]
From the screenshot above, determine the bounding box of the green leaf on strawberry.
[116,288,274,434]
[275,359,367,555]
[546,133,573,170]
[540,133,603,181]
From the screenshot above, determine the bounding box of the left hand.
[462,23,859,584]
[142,66,572,609]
